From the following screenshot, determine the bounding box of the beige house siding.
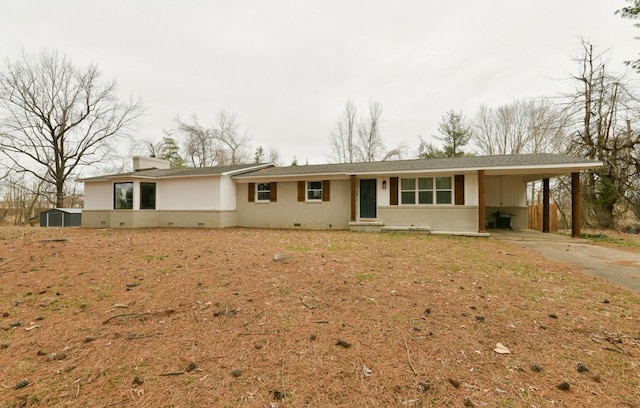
[81,209,236,228]
[236,179,351,230]
[81,172,529,232]
[379,206,478,232]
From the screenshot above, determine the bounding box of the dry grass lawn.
[1,227,639,407]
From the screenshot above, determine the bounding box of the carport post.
[542,178,550,233]
[571,172,581,238]
[478,170,486,233]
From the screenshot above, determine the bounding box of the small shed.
[39,208,82,227]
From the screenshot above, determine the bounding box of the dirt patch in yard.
[1,227,639,407]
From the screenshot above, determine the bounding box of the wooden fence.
[528,203,558,232]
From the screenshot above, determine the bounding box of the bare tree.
[329,100,391,162]
[565,39,640,228]
[179,115,217,167]
[472,99,568,155]
[1,175,48,225]
[0,50,142,207]
[357,101,384,162]
[329,99,358,163]
[254,145,282,165]
[215,111,251,165]
[177,111,251,167]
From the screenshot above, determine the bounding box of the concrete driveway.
[490,229,640,291]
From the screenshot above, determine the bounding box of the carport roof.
[233,153,602,181]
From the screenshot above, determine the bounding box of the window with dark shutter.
[390,177,398,206]
[322,180,330,201]
[455,175,465,205]
[271,182,277,202]
[297,181,305,202]
[248,183,255,202]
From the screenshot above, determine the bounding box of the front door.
[359,179,377,218]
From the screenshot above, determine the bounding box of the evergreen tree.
[435,110,472,157]
[160,136,185,168]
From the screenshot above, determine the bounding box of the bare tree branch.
[0,50,142,207]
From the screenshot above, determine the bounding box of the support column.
[350,175,357,222]
[478,170,486,233]
[542,178,550,233]
[571,172,581,238]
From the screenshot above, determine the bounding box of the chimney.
[132,156,171,171]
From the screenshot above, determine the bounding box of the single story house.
[80,154,602,237]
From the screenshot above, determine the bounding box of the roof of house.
[80,163,274,181]
[233,153,602,180]
[79,154,602,183]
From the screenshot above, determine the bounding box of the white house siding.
[83,181,112,210]
[485,176,527,206]
[464,172,479,206]
[218,176,238,210]
[485,175,528,229]
[236,179,351,230]
[158,177,222,210]
[377,178,390,207]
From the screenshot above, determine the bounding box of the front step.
[349,221,383,232]
[381,225,431,233]
[349,221,433,233]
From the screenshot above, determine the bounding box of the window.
[401,178,416,204]
[298,180,329,202]
[140,182,156,209]
[435,177,452,204]
[114,182,133,209]
[257,182,271,201]
[399,176,452,205]
[307,181,322,201]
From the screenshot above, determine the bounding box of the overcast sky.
[1,1,639,165]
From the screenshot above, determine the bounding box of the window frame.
[306,181,323,201]
[434,176,452,204]
[140,182,156,210]
[399,176,453,205]
[114,182,134,210]
[256,182,271,202]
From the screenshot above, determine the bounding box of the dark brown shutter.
[270,182,277,202]
[248,183,255,202]
[297,181,305,202]
[455,175,465,205]
[390,177,398,206]
[322,180,330,201]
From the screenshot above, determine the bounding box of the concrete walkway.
[489,229,640,291]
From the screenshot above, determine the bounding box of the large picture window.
[114,182,133,209]
[307,181,322,201]
[140,182,156,209]
[256,183,271,201]
[400,177,452,205]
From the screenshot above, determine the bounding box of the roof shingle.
[233,153,601,178]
